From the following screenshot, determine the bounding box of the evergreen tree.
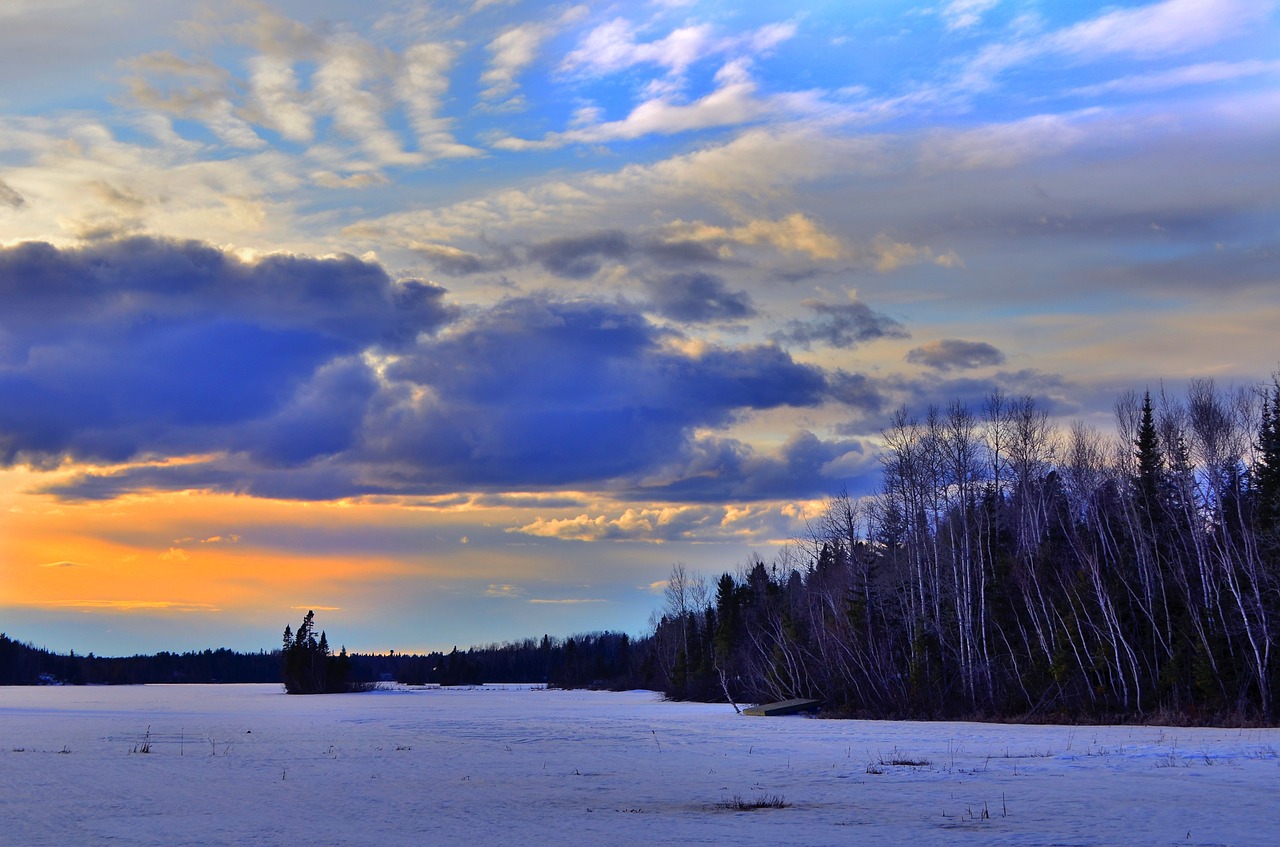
[1134,390,1165,519]
[1256,379,1280,535]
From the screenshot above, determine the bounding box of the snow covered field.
[2,685,1277,846]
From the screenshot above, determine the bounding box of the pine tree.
[1255,379,1280,535]
[1134,390,1164,519]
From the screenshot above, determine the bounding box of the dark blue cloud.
[10,242,884,502]
[831,368,1081,437]
[412,241,518,276]
[430,230,725,282]
[372,297,829,488]
[772,298,908,350]
[0,237,451,465]
[38,296,851,501]
[641,271,755,322]
[905,339,1006,371]
[827,370,887,414]
[631,431,877,503]
[527,231,631,279]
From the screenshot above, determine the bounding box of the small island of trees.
[280,610,362,694]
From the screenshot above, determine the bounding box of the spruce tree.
[1134,390,1164,519]
[1256,379,1280,534]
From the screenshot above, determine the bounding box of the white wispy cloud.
[397,42,483,160]
[480,6,587,104]
[1067,58,1280,97]
[956,0,1275,96]
[942,0,1000,32]
[44,600,221,613]
[527,597,606,604]
[314,37,419,166]
[1046,0,1273,60]
[496,58,827,149]
[245,54,314,142]
[122,52,265,149]
[561,18,795,79]
[561,18,716,78]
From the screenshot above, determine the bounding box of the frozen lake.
[2,684,1277,846]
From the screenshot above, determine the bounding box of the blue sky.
[1,0,1278,656]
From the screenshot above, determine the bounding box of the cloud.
[561,19,716,78]
[495,58,825,149]
[0,177,24,209]
[527,597,606,604]
[117,4,480,169]
[826,371,887,416]
[411,242,517,276]
[528,230,631,278]
[485,583,525,598]
[31,288,844,502]
[864,234,963,272]
[397,42,483,160]
[632,430,878,503]
[314,37,418,166]
[772,295,908,350]
[413,229,724,280]
[561,17,796,81]
[481,22,552,102]
[664,213,844,261]
[43,600,221,613]
[1046,0,1272,61]
[0,237,452,467]
[121,52,264,149]
[906,339,1007,371]
[245,54,314,142]
[859,369,1080,431]
[640,272,755,322]
[370,297,830,489]
[513,505,721,543]
[942,0,1000,32]
[1066,59,1280,97]
[509,500,799,543]
[480,7,586,104]
[956,0,1275,96]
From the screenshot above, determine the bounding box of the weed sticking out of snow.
[877,747,932,767]
[716,793,788,811]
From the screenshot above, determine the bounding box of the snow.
[2,684,1278,846]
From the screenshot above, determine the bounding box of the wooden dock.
[742,698,820,716]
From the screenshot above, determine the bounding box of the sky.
[1,0,1278,657]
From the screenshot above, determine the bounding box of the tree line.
[0,626,641,692]
[644,378,1280,723]
[0,633,280,685]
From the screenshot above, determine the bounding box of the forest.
[5,377,1279,724]
[644,379,1280,723]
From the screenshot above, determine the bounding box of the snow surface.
[2,684,1278,846]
